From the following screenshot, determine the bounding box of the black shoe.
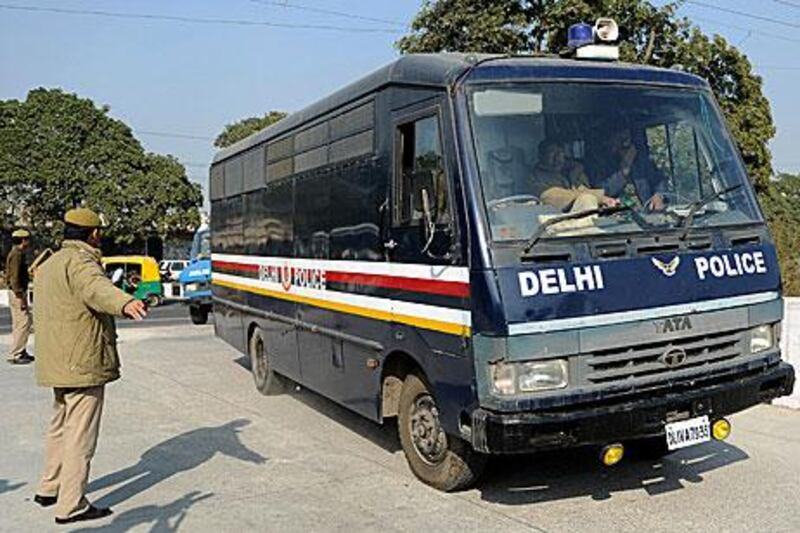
[55,505,113,524]
[8,356,32,365]
[33,494,57,507]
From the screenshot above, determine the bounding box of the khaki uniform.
[33,239,133,519]
[532,166,606,211]
[5,245,31,360]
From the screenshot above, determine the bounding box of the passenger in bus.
[597,127,666,211]
[531,139,618,212]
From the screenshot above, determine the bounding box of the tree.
[398,0,775,191]
[214,111,287,148]
[761,175,800,296]
[0,88,202,249]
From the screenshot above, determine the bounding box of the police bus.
[210,20,795,491]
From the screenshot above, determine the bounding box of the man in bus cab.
[531,139,618,212]
[596,127,666,211]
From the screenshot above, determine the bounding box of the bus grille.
[585,328,745,384]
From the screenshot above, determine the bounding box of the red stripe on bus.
[212,261,469,298]
[325,272,469,298]
[213,260,259,272]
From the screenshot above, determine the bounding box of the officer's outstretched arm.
[71,254,135,317]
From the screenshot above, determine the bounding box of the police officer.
[32,208,147,525]
[5,228,33,364]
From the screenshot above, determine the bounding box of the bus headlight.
[490,359,568,396]
[750,324,774,353]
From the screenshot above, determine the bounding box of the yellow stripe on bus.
[212,278,471,337]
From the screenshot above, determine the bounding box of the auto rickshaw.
[102,255,163,306]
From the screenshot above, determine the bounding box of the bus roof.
[213,53,708,164]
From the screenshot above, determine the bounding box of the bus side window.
[397,115,450,226]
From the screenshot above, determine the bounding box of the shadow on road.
[292,386,402,454]
[0,479,26,495]
[71,490,213,533]
[89,419,266,508]
[232,356,401,454]
[478,440,748,505]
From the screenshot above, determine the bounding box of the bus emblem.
[281,264,293,292]
[651,256,680,277]
[658,347,688,368]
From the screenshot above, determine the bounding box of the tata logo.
[651,256,681,277]
[655,316,693,334]
[658,347,688,368]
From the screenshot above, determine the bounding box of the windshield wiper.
[521,204,631,256]
[677,183,743,240]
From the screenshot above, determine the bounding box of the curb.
[775,297,800,409]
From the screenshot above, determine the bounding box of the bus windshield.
[468,83,762,242]
[191,229,211,260]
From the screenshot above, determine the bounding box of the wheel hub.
[409,394,447,465]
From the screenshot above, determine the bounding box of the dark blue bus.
[210,46,795,490]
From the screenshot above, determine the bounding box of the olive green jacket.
[5,245,29,295]
[34,240,134,388]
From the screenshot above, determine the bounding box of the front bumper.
[182,289,212,305]
[471,362,795,454]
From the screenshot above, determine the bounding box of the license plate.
[665,415,711,451]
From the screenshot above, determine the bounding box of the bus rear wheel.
[398,373,486,491]
[249,327,285,395]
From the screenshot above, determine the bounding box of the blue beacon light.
[567,23,594,49]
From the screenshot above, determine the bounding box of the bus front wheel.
[189,305,208,325]
[398,373,486,491]
[249,327,285,396]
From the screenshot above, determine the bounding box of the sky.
[2,0,800,201]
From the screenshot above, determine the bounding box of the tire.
[146,294,161,307]
[249,327,285,396]
[629,435,670,460]
[397,373,486,491]
[189,305,208,325]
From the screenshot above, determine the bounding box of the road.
[0,323,798,532]
[0,299,191,335]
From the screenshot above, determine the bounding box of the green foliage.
[214,111,287,148]
[761,175,800,296]
[0,88,202,249]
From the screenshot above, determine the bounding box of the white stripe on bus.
[211,253,470,284]
[212,272,472,328]
[507,291,780,335]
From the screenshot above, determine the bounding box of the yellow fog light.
[601,443,625,466]
[712,418,731,441]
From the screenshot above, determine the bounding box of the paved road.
[1,325,798,532]
[0,300,192,335]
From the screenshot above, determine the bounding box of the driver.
[531,139,618,212]
[597,128,665,211]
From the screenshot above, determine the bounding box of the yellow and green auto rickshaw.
[102,256,163,307]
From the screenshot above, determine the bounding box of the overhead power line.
[772,0,800,9]
[0,3,403,33]
[686,1,800,30]
[692,15,800,44]
[136,130,214,142]
[247,0,405,27]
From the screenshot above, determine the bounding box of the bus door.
[387,103,468,355]
[389,105,456,265]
